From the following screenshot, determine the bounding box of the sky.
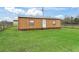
[0,7,79,22]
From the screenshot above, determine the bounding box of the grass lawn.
[0,27,79,52]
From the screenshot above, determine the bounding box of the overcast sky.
[0,7,79,21]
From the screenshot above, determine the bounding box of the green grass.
[0,27,79,52]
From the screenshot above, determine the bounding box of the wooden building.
[18,17,61,30]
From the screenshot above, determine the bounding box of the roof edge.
[18,17,62,20]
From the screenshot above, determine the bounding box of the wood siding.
[46,20,61,28]
[34,19,42,29]
[18,18,27,29]
[18,17,61,30]
[26,18,42,29]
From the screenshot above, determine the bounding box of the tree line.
[0,21,13,31]
[62,16,79,25]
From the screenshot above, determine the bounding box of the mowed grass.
[0,27,79,52]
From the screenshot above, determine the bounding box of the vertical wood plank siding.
[18,17,61,30]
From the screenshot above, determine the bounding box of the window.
[52,21,56,25]
[29,20,34,27]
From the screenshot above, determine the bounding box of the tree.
[74,17,79,24]
[64,16,72,24]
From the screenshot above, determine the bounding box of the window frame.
[52,20,56,25]
[29,20,35,28]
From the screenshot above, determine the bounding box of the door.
[42,19,46,28]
